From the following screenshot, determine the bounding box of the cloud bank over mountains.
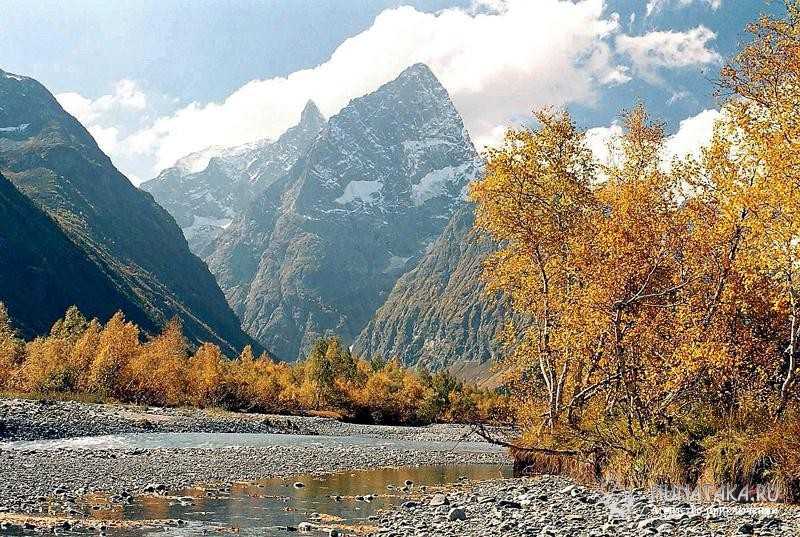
[55,0,724,184]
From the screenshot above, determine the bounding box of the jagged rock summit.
[206,63,482,360]
[141,100,325,253]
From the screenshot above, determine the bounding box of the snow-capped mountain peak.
[205,63,482,360]
[173,145,229,174]
[141,100,326,253]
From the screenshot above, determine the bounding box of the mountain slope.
[0,68,256,355]
[0,171,151,338]
[207,64,481,360]
[141,102,325,253]
[353,205,508,369]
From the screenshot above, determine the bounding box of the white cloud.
[53,1,724,184]
[663,108,721,161]
[585,123,624,166]
[585,108,721,167]
[616,26,721,81]
[86,125,121,153]
[56,79,147,160]
[474,125,510,151]
[57,79,146,124]
[646,0,722,18]
[668,90,691,105]
[118,0,627,176]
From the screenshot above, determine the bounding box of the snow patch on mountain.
[403,138,453,175]
[169,136,277,176]
[1,72,26,82]
[0,123,29,133]
[335,180,383,205]
[183,215,233,244]
[403,138,451,152]
[174,146,228,174]
[142,100,325,254]
[412,162,474,206]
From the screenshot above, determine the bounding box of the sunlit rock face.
[207,63,481,360]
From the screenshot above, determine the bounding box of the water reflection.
[109,464,511,536]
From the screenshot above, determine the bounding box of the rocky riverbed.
[3,396,800,537]
[0,397,491,442]
[0,444,503,521]
[0,397,508,534]
[370,476,800,536]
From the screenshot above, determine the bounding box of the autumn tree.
[16,307,93,393]
[469,110,598,432]
[187,342,226,407]
[588,106,702,439]
[467,4,800,492]
[303,337,357,408]
[69,319,102,392]
[16,336,71,393]
[88,312,140,398]
[714,2,800,416]
[0,303,503,427]
[354,359,432,424]
[50,306,88,344]
[125,318,188,405]
[417,369,461,420]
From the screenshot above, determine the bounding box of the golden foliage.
[469,4,800,494]
[0,303,24,388]
[0,305,506,426]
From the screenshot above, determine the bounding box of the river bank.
[369,475,800,536]
[0,396,492,442]
[2,396,800,536]
[0,396,508,534]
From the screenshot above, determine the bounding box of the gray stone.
[448,507,467,521]
[737,522,755,534]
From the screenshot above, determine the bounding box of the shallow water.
[1,433,509,535]
[100,464,510,536]
[2,431,503,453]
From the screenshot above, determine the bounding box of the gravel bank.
[0,396,488,442]
[5,396,799,537]
[0,396,508,533]
[0,444,504,516]
[370,476,800,536]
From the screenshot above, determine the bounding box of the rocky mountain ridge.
[0,170,151,337]
[0,68,257,354]
[206,63,483,360]
[353,205,509,370]
[141,101,325,253]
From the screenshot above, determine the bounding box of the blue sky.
[0,0,784,184]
